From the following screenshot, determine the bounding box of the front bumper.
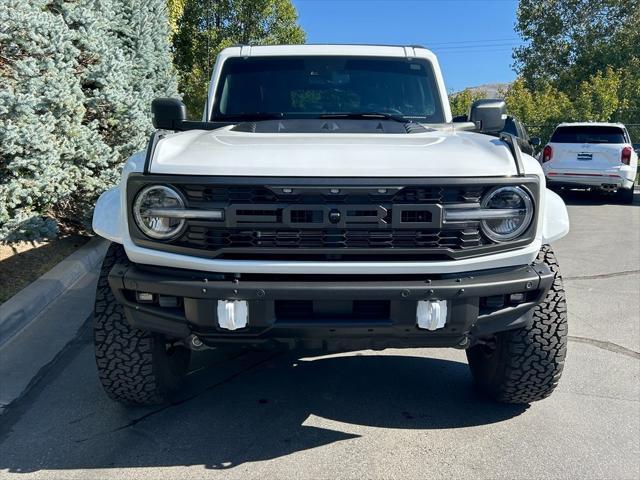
[108,261,554,351]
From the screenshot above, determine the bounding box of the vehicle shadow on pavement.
[0,346,528,473]
[554,188,639,206]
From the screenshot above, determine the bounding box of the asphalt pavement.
[0,189,638,480]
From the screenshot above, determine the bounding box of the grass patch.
[0,235,90,304]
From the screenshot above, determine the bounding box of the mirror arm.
[500,132,525,176]
[143,130,162,174]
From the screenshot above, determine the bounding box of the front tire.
[93,243,190,405]
[466,245,568,404]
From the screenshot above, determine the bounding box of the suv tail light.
[542,145,553,163]
[621,146,632,165]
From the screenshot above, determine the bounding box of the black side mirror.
[530,137,541,147]
[151,98,187,130]
[469,99,507,134]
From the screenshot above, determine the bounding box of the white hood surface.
[150,126,521,178]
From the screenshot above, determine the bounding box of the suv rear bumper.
[108,261,554,351]
[545,165,636,190]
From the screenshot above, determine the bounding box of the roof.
[218,44,436,60]
[557,122,626,128]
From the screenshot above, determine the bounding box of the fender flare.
[541,188,569,244]
[92,186,123,244]
[92,151,145,244]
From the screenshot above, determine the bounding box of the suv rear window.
[550,126,626,144]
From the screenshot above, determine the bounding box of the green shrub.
[0,0,177,241]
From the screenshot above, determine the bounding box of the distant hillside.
[457,82,511,98]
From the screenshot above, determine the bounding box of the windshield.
[212,56,445,123]
[550,126,627,144]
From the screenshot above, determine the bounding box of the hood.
[149,126,519,177]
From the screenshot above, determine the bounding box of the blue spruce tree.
[0,0,177,240]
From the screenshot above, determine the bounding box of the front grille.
[159,183,487,260]
[127,177,539,261]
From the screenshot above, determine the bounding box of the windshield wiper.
[318,112,410,123]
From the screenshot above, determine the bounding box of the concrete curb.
[0,237,109,414]
[0,237,109,349]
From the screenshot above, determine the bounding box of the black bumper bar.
[108,262,554,350]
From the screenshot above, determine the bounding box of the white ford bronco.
[92,45,570,405]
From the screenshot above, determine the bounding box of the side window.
[517,121,529,141]
[502,118,518,137]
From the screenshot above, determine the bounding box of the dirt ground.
[0,235,90,304]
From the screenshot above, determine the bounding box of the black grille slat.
[183,228,481,251]
[181,185,481,206]
[393,187,443,203]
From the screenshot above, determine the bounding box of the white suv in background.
[541,122,638,203]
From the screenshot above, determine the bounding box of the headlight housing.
[480,186,534,242]
[133,185,186,240]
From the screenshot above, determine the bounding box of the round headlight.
[133,185,186,240]
[481,186,534,242]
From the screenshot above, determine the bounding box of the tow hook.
[455,337,470,349]
[187,334,207,351]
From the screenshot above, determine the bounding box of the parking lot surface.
[0,190,638,480]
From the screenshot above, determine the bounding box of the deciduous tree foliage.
[511,0,640,129]
[0,0,177,240]
[514,0,639,92]
[448,89,487,118]
[503,71,628,142]
[503,80,574,142]
[171,0,306,117]
[167,0,187,35]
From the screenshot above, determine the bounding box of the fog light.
[136,292,155,303]
[217,300,248,331]
[416,300,447,331]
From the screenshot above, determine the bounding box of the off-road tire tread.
[93,243,187,405]
[467,245,568,403]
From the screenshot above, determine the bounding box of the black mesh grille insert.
[181,185,484,205]
[182,227,482,250]
[291,209,323,223]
